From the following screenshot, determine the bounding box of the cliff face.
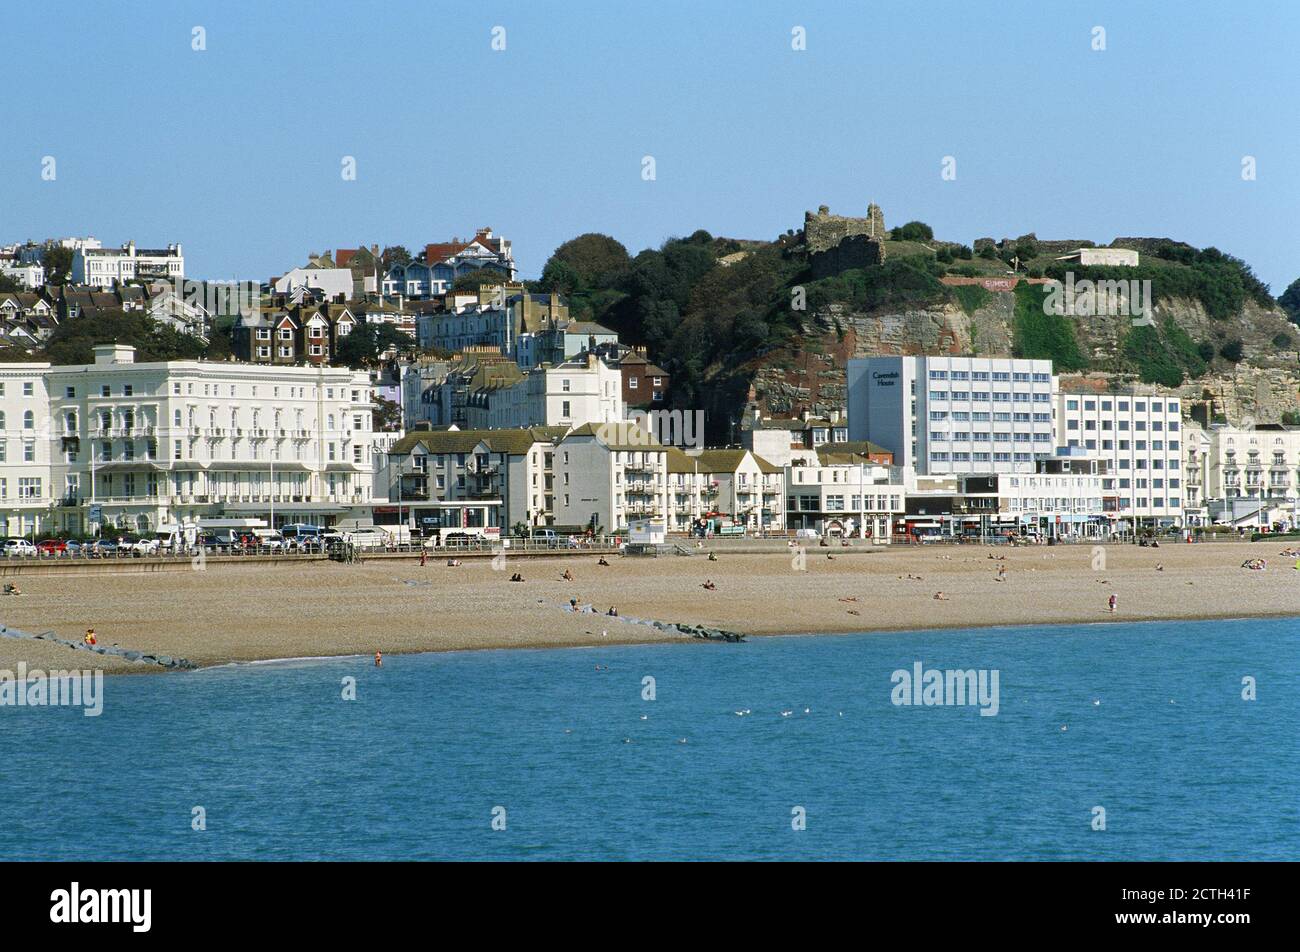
[739,291,1300,426]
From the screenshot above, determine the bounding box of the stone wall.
[804,203,887,254]
[809,233,886,279]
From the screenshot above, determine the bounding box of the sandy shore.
[1,542,1297,673]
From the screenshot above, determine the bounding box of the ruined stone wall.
[804,203,887,254]
[809,234,886,279]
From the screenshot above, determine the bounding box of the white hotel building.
[1,345,375,537]
[1055,391,1185,525]
[847,356,1058,475]
[71,241,184,288]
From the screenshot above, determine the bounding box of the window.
[23,410,34,429]
[629,377,638,389]
[23,382,33,396]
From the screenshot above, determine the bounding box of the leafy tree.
[42,245,73,285]
[336,323,415,368]
[0,274,23,293]
[541,233,630,293]
[372,395,403,431]
[380,245,411,273]
[1279,278,1300,325]
[891,221,934,242]
[1219,339,1245,362]
[451,268,509,292]
[42,311,207,364]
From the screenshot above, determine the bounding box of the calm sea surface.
[2,617,1296,860]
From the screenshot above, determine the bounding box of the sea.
[2,617,1296,860]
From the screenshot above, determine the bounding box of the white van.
[343,526,391,550]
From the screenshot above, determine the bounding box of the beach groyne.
[0,622,198,670]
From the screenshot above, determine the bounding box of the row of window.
[929,391,1051,403]
[928,370,1050,383]
[930,411,1051,423]
[1064,398,1180,414]
[930,432,1053,443]
[1066,419,1180,432]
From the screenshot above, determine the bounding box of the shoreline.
[173,610,1299,677]
[1,542,1297,675]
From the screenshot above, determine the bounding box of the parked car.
[36,538,68,555]
[89,540,119,557]
[3,539,38,557]
[128,538,161,557]
[64,540,84,557]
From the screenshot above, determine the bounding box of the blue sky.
[2,0,1296,290]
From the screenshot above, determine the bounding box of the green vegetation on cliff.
[1120,319,1207,387]
[1011,282,1087,371]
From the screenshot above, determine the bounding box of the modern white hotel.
[1055,390,1184,524]
[847,356,1058,475]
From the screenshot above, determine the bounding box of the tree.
[372,395,402,431]
[380,245,411,273]
[891,221,934,242]
[42,245,73,285]
[1219,339,1245,362]
[0,274,23,293]
[335,323,415,368]
[541,233,631,293]
[451,268,509,292]
[1279,278,1300,325]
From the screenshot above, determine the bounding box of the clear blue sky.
[2,0,1296,291]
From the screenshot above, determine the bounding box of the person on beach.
[702,580,716,591]
[375,651,382,667]
[1108,593,1118,613]
[933,591,949,601]
[83,628,97,645]
[3,583,22,596]
[597,556,610,566]
[607,606,618,617]
[995,564,1007,581]
[420,549,427,567]
[569,597,578,611]
[561,568,574,581]
[707,551,718,562]
[446,558,461,567]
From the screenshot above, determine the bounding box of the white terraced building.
[1055,390,1186,527]
[0,345,375,537]
[848,356,1058,475]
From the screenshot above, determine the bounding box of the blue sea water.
[1,617,1297,861]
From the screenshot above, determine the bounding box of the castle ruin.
[805,203,887,279]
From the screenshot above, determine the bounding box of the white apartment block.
[0,259,45,289]
[387,427,562,536]
[551,423,669,532]
[1199,424,1300,527]
[466,355,623,430]
[1056,390,1185,524]
[848,356,1058,475]
[72,241,184,288]
[786,461,905,540]
[1,345,374,537]
[0,366,54,537]
[995,469,1107,533]
[665,448,785,533]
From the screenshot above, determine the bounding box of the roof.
[563,421,663,450]
[665,448,782,474]
[748,416,841,431]
[818,440,891,457]
[564,321,617,336]
[390,426,561,456]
